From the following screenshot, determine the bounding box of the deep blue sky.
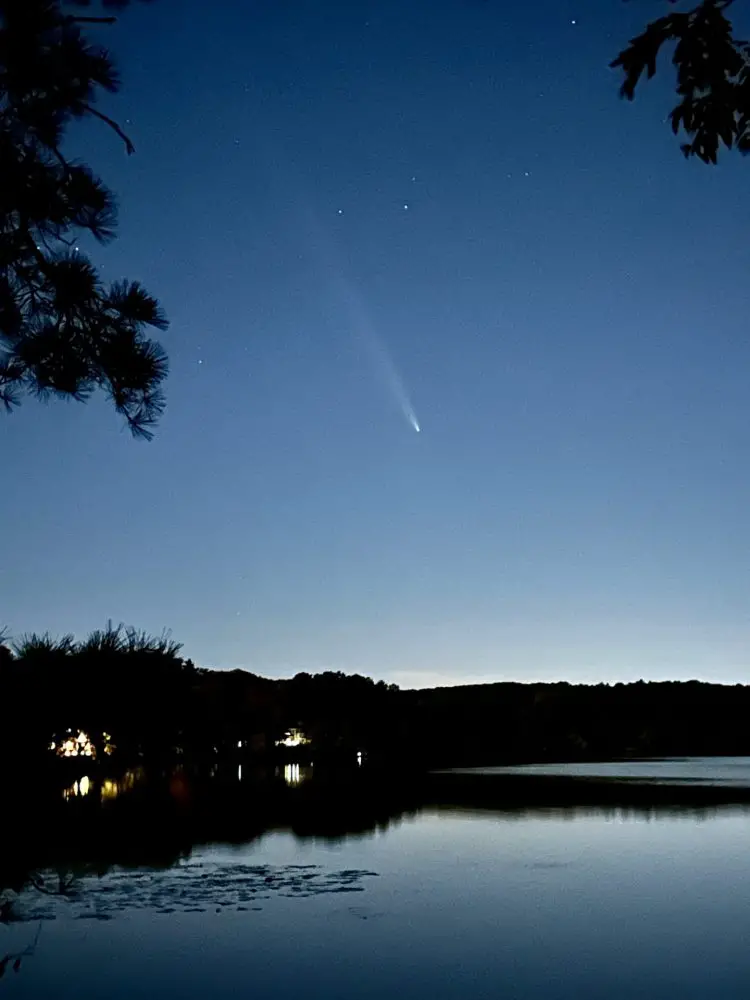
[3,0,750,686]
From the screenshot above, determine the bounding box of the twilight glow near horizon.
[3,0,750,687]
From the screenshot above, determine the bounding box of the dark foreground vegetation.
[3,623,750,775]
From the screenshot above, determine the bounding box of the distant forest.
[2,625,749,770]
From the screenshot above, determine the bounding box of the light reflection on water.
[62,774,91,800]
[62,769,144,803]
[279,763,313,786]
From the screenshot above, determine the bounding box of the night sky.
[3,0,750,686]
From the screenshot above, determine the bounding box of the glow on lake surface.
[447,756,750,785]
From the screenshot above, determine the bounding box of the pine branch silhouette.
[0,0,168,438]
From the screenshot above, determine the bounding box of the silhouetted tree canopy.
[5,619,750,773]
[612,0,750,163]
[0,0,167,438]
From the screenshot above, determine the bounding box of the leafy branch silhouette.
[612,0,750,163]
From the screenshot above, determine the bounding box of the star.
[403,203,409,210]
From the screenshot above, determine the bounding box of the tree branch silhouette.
[82,105,136,154]
[0,0,168,438]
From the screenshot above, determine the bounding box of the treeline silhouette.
[3,624,750,771]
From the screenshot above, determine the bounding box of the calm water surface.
[4,761,750,999]
[452,756,750,786]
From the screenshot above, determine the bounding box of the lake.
[448,755,750,786]
[3,760,750,999]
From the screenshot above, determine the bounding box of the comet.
[352,322,422,436]
[300,210,421,436]
[257,147,422,435]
